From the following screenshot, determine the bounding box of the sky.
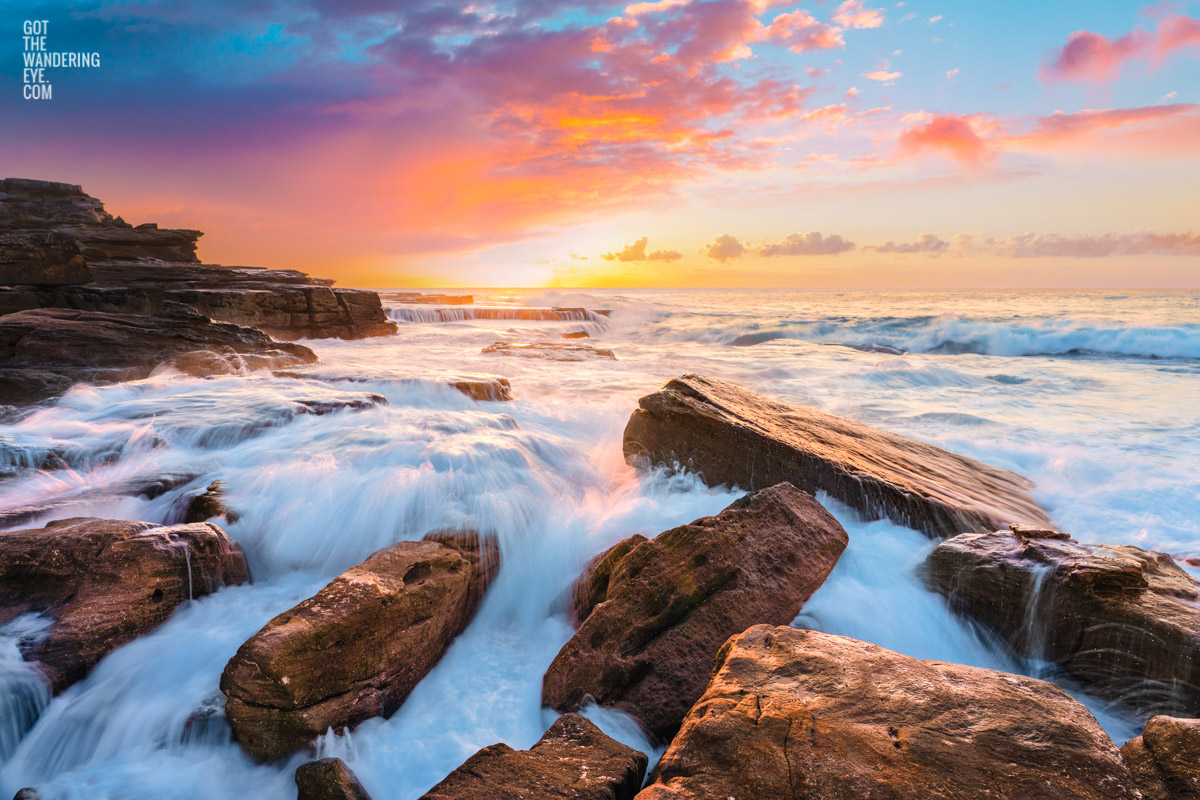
[3,0,1199,288]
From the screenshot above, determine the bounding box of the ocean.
[2,288,1198,798]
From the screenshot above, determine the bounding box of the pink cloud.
[1041,13,1200,83]
[898,114,993,167]
[833,0,885,29]
[763,10,845,52]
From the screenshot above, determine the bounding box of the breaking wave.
[719,315,1200,359]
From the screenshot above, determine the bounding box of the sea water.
[1,288,1197,798]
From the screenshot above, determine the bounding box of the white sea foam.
[0,288,1195,798]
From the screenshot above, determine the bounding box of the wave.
[387,306,609,323]
[719,314,1200,360]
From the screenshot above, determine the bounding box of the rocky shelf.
[0,178,398,405]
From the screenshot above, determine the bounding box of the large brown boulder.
[623,374,1052,538]
[542,483,847,740]
[0,517,249,692]
[0,306,317,405]
[421,713,646,800]
[924,527,1200,718]
[220,531,499,761]
[1121,716,1200,800]
[639,625,1139,800]
[295,758,373,800]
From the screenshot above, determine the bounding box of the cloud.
[946,67,959,79]
[602,237,649,261]
[833,0,885,29]
[898,114,993,166]
[867,234,950,253]
[703,233,747,261]
[763,10,846,52]
[990,231,1200,258]
[1041,13,1200,83]
[863,61,902,82]
[758,232,856,256]
[601,236,682,262]
[649,248,684,261]
[928,15,943,24]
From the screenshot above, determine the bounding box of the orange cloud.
[703,233,747,261]
[602,236,683,261]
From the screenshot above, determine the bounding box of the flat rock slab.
[925,527,1200,718]
[421,714,646,800]
[623,373,1052,538]
[1121,716,1200,800]
[638,625,1140,800]
[483,342,616,361]
[0,306,316,405]
[0,517,249,692]
[221,531,499,761]
[296,758,373,800]
[542,483,847,740]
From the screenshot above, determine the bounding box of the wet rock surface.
[421,713,647,800]
[542,483,847,739]
[623,373,1052,538]
[483,341,616,361]
[295,758,373,800]
[0,305,317,405]
[638,625,1140,800]
[924,527,1200,718]
[1121,716,1200,800]
[220,531,499,761]
[0,517,249,692]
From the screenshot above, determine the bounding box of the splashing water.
[1,288,1196,797]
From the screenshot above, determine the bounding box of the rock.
[623,374,1052,538]
[0,306,317,405]
[1121,716,1200,800]
[1,178,398,340]
[638,625,1139,800]
[483,342,616,361]
[296,758,373,800]
[542,483,847,739]
[184,481,238,524]
[421,713,646,800]
[0,517,249,692]
[220,531,499,761]
[562,330,591,339]
[452,375,512,402]
[0,232,92,285]
[924,527,1200,718]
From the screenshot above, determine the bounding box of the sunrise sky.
[3,0,1199,287]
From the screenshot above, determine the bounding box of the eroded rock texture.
[623,374,1052,538]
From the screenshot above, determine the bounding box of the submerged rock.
[639,625,1139,800]
[623,373,1052,538]
[924,527,1200,718]
[421,713,646,800]
[483,342,616,361]
[296,758,373,800]
[183,481,238,524]
[1121,716,1200,800]
[542,483,847,740]
[452,375,512,401]
[0,306,317,405]
[221,531,499,761]
[0,517,249,692]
